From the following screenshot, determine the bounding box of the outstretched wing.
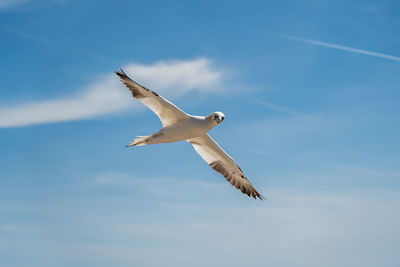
[116,69,188,127]
[188,134,263,200]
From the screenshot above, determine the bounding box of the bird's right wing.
[188,134,263,199]
[116,69,188,127]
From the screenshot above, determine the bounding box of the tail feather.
[126,136,149,147]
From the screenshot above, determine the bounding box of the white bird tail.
[126,136,150,147]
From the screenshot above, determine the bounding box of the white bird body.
[116,69,263,199]
[130,115,215,146]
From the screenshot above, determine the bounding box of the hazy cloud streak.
[247,98,302,116]
[3,184,399,267]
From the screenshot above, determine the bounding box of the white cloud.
[0,75,130,127]
[0,58,224,127]
[124,58,223,95]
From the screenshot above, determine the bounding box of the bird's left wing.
[116,69,188,127]
[188,134,263,199]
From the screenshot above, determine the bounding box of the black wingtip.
[251,191,264,201]
[115,68,125,77]
[115,68,135,82]
[258,192,268,201]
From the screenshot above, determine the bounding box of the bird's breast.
[162,118,211,140]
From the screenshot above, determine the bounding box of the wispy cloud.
[0,24,117,63]
[0,0,29,10]
[221,113,329,155]
[280,34,400,62]
[0,58,224,128]
[0,0,64,11]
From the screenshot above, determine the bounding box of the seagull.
[116,69,263,200]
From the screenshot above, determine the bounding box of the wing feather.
[115,69,188,127]
[188,134,263,200]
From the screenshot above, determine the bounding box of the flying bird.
[116,69,263,200]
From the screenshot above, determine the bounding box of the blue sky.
[1,0,400,266]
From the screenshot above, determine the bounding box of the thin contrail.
[279,34,400,62]
[0,24,118,64]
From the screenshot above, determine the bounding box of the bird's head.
[209,111,225,125]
